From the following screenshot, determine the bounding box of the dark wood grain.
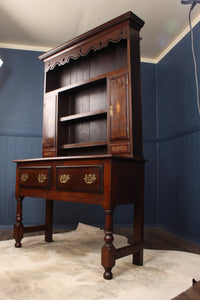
[56,165,103,193]
[109,71,129,142]
[19,166,52,189]
[14,196,24,248]
[41,13,144,159]
[60,141,107,150]
[102,209,115,280]
[45,199,53,242]
[59,109,107,122]
[42,94,57,149]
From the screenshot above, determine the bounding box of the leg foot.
[15,241,22,248]
[133,250,143,266]
[103,269,113,280]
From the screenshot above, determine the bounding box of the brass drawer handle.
[21,173,29,182]
[84,174,96,184]
[38,173,47,183]
[60,174,70,184]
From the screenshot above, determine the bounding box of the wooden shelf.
[45,67,127,96]
[42,13,143,159]
[59,141,107,150]
[59,109,107,122]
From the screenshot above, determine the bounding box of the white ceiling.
[0,0,200,63]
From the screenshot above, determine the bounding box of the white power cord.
[189,3,200,114]
[182,0,200,114]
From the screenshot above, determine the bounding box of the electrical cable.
[188,1,200,114]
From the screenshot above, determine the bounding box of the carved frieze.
[45,26,128,72]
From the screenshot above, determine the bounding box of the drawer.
[43,151,55,158]
[19,167,52,189]
[56,165,103,193]
[43,148,56,157]
[109,143,130,154]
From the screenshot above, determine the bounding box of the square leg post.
[45,199,53,242]
[133,200,144,265]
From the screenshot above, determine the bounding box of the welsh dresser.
[14,11,145,279]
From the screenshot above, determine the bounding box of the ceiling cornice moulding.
[0,42,51,53]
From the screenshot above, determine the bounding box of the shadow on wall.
[0,57,11,91]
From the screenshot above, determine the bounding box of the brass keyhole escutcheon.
[60,174,70,184]
[109,105,113,117]
[38,173,47,183]
[84,174,96,184]
[21,173,29,182]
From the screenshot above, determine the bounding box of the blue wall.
[141,63,157,225]
[0,48,44,227]
[0,47,157,228]
[157,22,200,244]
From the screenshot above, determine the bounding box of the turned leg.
[14,196,24,248]
[133,201,144,265]
[45,199,53,242]
[101,209,116,280]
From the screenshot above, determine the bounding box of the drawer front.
[56,165,103,193]
[110,143,130,154]
[43,150,56,158]
[19,167,52,189]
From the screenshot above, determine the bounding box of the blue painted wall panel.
[0,135,43,225]
[141,62,157,142]
[143,142,157,225]
[157,24,200,141]
[0,48,44,137]
[142,62,157,225]
[158,132,200,243]
[157,22,200,243]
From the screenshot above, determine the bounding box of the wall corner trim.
[156,14,200,63]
